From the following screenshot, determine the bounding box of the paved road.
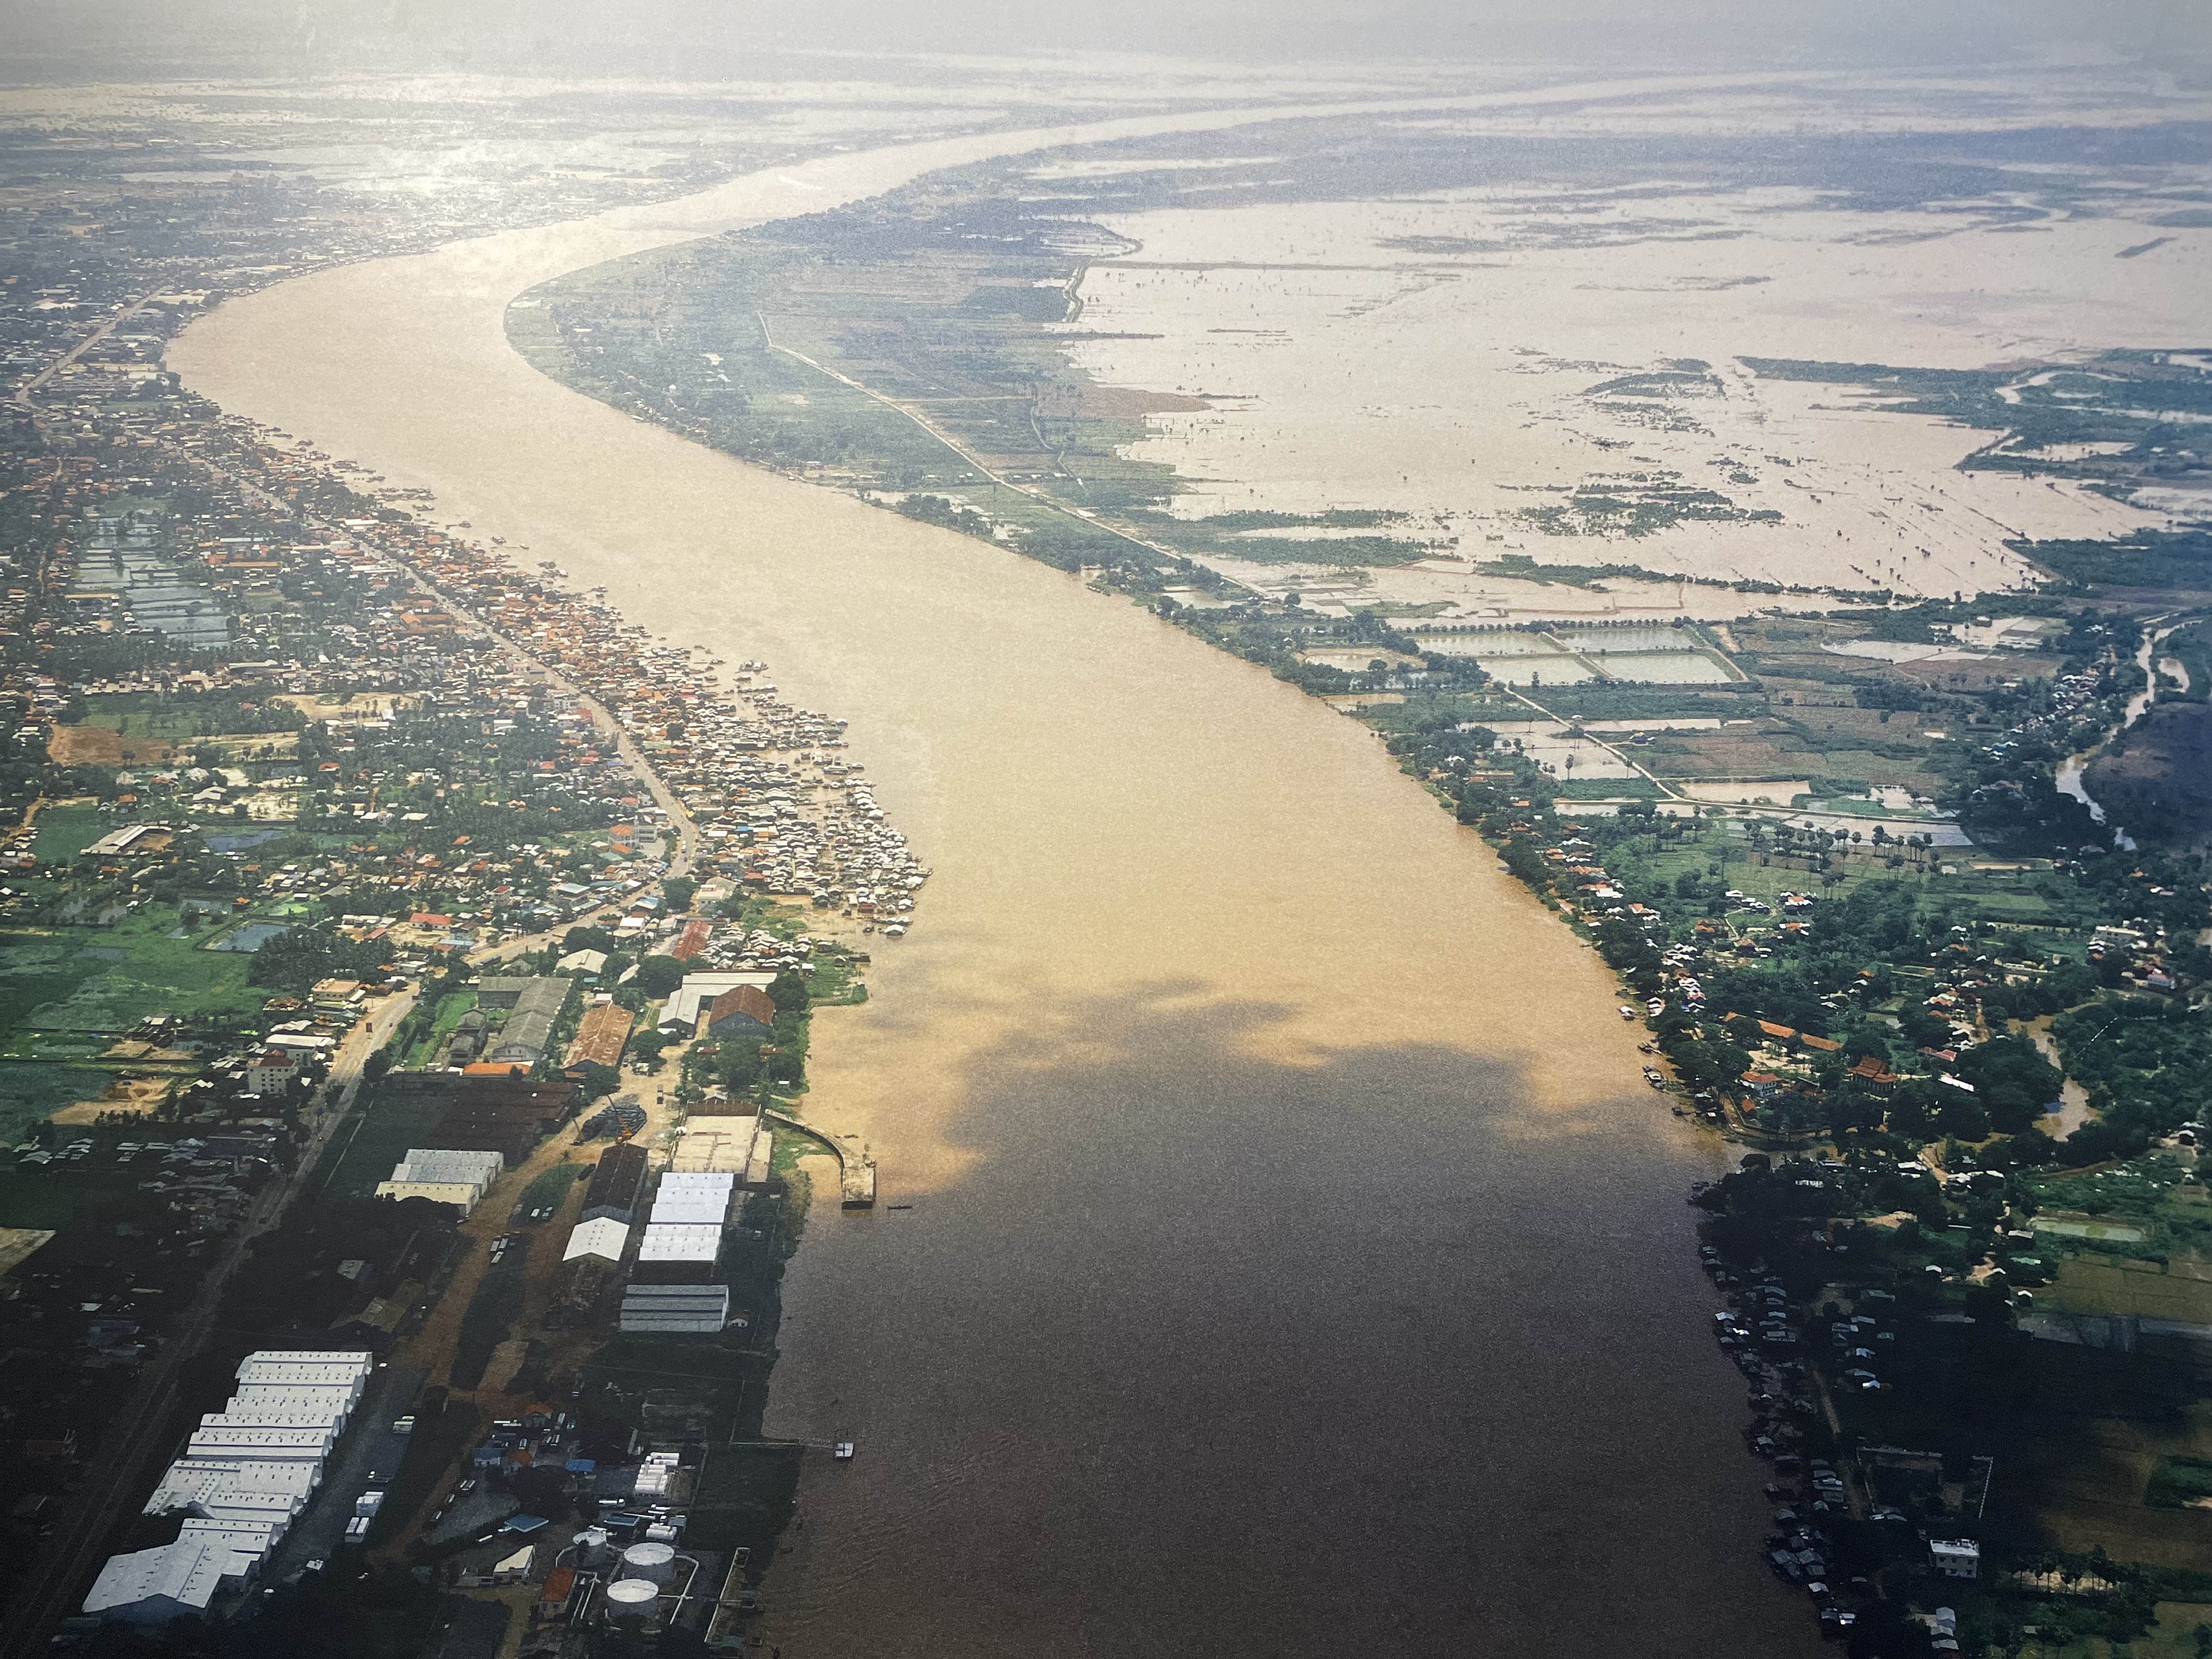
[11,292,159,411]
[259,1367,422,1583]
[0,987,415,1656]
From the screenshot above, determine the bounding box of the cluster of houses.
[83,1351,376,1624]
[390,538,928,928]
[2087,920,2181,995]
[12,1021,336,1234]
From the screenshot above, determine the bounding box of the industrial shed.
[619,1283,730,1334]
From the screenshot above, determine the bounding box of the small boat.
[833,1442,856,1461]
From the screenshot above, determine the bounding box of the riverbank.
[168,89,1829,1656]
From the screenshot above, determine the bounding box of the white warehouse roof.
[199,1412,348,1435]
[184,1425,335,1463]
[394,1148,503,1188]
[225,1384,356,1426]
[656,1171,735,1194]
[648,1192,729,1226]
[93,1350,372,1624]
[563,1217,630,1263]
[233,1354,371,1396]
[637,1223,722,1263]
[83,1537,256,1623]
[145,1460,317,1526]
[240,1353,374,1380]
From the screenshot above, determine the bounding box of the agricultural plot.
[2041,1256,2212,1326]
[9,912,254,1033]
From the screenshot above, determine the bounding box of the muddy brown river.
[172,87,1822,1657]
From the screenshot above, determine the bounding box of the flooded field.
[1057,88,2205,598]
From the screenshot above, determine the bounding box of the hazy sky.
[5,0,2209,81]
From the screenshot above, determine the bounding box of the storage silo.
[620,1541,676,1585]
[572,1527,612,1568]
[603,1578,659,1626]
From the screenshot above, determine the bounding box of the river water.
[2056,623,2184,850]
[172,87,1821,1658]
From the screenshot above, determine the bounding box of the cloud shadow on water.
[767,986,1818,1657]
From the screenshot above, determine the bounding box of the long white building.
[86,1350,373,1624]
[649,1169,735,1224]
[377,1147,504,1214]
[145,1459,318,1528]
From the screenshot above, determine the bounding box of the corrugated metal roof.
[637,1223,721,1262]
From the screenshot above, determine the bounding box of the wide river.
[174,82,1822,1658]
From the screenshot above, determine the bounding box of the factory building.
[580,1142,648,1223]
[635,1223,722,1284]
[389,1148,504,1193]
[82,1535,264,1626]
[85,1351,372,1624]
[475,975,575,1067]
[648,1170,734,1227]
[619,1283,731,1334]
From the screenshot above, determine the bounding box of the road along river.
[173,83,1826,1658]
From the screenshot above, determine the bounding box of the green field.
[509,1160,587,1222]
[0,1062,104,1147]
[2043,1257,2212,1325]
[29,805,105,862]
[0,912,255,1035]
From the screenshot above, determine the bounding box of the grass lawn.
[508,1161,587,1222]
[404,992,476,1068]
[30,805,105,862]
[76,693,209,741]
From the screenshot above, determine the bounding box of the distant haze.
[4,0,2209,81]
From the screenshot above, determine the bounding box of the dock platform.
[763,1109,878,1208]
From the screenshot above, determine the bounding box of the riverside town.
[3,47,2211,1659]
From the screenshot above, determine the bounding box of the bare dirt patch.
[52,1074,173,1123]
[46,725,180,766]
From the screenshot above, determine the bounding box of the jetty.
[764,1109,877,1208]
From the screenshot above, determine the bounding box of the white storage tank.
[572,1526,612,1567]
[620,1541,675,1585]
[603,1578,659,1625]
